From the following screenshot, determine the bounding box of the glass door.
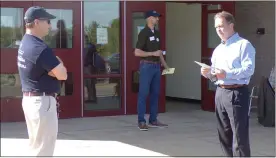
[0,1,33,122]
[0,1,82,122]
[201,2,235,111]
[82,1,124,117]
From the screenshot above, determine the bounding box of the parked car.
[105,53,120,73]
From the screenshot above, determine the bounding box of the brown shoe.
[148,120,168,128]
[138,122,148,131]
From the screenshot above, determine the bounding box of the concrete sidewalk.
[1,102,275,157]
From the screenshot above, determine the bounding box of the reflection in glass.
[208,13,221,48]
[84,2,120,74]
[132,12,146,48]
[1,74,22,97]
[59,72,74,96]
[84,36,109,75]
[0,8,24,48]
[0,73,73,98]
[43,9,73,48]
[84,78,121,110]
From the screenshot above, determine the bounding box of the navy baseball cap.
[24,6,56,23]
[145,10,161,19]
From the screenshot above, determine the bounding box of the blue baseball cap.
[24,6,56,23]
[145,10,161,19]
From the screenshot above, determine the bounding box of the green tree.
[0,26,23,48]
[107,18,119,53]
[85,19,120,58]
[85,21,106,56]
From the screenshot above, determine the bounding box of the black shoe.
[138,122,148,131]
[148,120,168,128]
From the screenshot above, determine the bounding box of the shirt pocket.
[227,46,241,69]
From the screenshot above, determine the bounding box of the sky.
[83,1,119,27]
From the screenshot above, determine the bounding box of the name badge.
[149,36,155,41]
[156,38,159,42]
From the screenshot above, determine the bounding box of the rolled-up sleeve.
[226,41,256,79]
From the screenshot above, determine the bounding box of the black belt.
[23,92,57,98]
[218,84,247,89]
[140,60,160,64]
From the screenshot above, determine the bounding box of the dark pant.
[137,62,161,123]
[85,78,97,102]
[215,86,251,157]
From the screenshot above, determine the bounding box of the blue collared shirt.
[211,33,256,85]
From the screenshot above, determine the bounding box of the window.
[208,13,221,48]
[1,73,21,97]
[0,73,74,98]
[83,2,121,74]
[84,77,121,110]
[60,72,74,96]
[43,9,73,48]
[132,12,146,48]
[207,4,222,10]
[0,8,24,48]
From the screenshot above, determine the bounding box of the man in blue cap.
[17,6,67,156]
[134,10,169,131]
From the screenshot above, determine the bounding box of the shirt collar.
[145,25,155,33]
[221,32,239,45]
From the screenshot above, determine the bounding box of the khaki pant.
[22,95,58,156]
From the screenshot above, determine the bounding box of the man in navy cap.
[134,10,169,131]
[17,6,67,156]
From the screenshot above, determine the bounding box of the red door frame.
[0,1,82,122]
[33,1,82,119]
[125,2,166,115]
[125,1,235,114]
[82,2,125,117]
[0,1,33,122]
[201,1,235,111]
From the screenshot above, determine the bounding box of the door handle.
[5,96,13,103]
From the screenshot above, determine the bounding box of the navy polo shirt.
[17,34,61,93]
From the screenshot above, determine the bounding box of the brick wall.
[235,1,275,91]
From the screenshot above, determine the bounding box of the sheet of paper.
[194,61,211,68]
[96,28,108,44]
[162,68,175,75]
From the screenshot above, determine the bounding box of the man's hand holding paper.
[162,68,175,75]
[194,61,211,69]
[194,61,219,82]
[201,67,211,77]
